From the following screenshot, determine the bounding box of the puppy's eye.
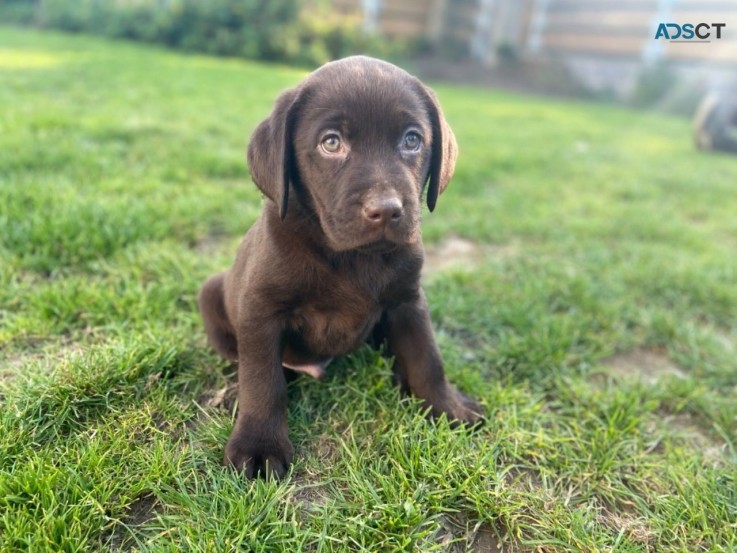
[321,134,342,154]
[402,131,421,152]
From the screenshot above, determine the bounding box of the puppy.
[199,56,483,479]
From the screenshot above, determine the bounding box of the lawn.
[1,27,736,552]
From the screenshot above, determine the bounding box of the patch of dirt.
[643,410,729,466]
[470,523,506,553]
[101,493,159,551]
[423,514,527,553]
[601,348,687,384]
[664,413,729,467]
[289,479,332,514]
[197,381,239,412]
[126,494,159,526]
[502,466,543,495]
[289,433,340,515]
[598,505,657,551]
[186,379,239,439]
[423,236,517,277]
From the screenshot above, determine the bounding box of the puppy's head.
[247,56,457,252]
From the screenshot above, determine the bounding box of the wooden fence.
[331,0,737,65]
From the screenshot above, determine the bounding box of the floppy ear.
[416,82,458,212]
[246,87,302,220]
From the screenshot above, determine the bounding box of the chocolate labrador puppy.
[199,56,483,478]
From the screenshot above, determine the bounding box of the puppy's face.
[247,56,457,252]
[291,62,431,251]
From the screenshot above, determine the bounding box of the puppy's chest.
[286,266,398,356]
[290,303,379,357]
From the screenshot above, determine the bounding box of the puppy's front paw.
[428,386,485,428]
[224,424,294,479]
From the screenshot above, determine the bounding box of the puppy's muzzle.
[362,196,404,228]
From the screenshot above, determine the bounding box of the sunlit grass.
[1,26,736,551]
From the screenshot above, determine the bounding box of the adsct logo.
[655,22,726,42]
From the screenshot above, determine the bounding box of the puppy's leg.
[224,316,293,479]
[385,290,484,425]
[198,273,238,360]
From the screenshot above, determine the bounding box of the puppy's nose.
[362,197,403,226]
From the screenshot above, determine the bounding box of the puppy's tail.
[198,273,238,361]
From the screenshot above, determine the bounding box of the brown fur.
[199,56,483,479]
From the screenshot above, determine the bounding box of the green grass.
[1,27,736,552]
